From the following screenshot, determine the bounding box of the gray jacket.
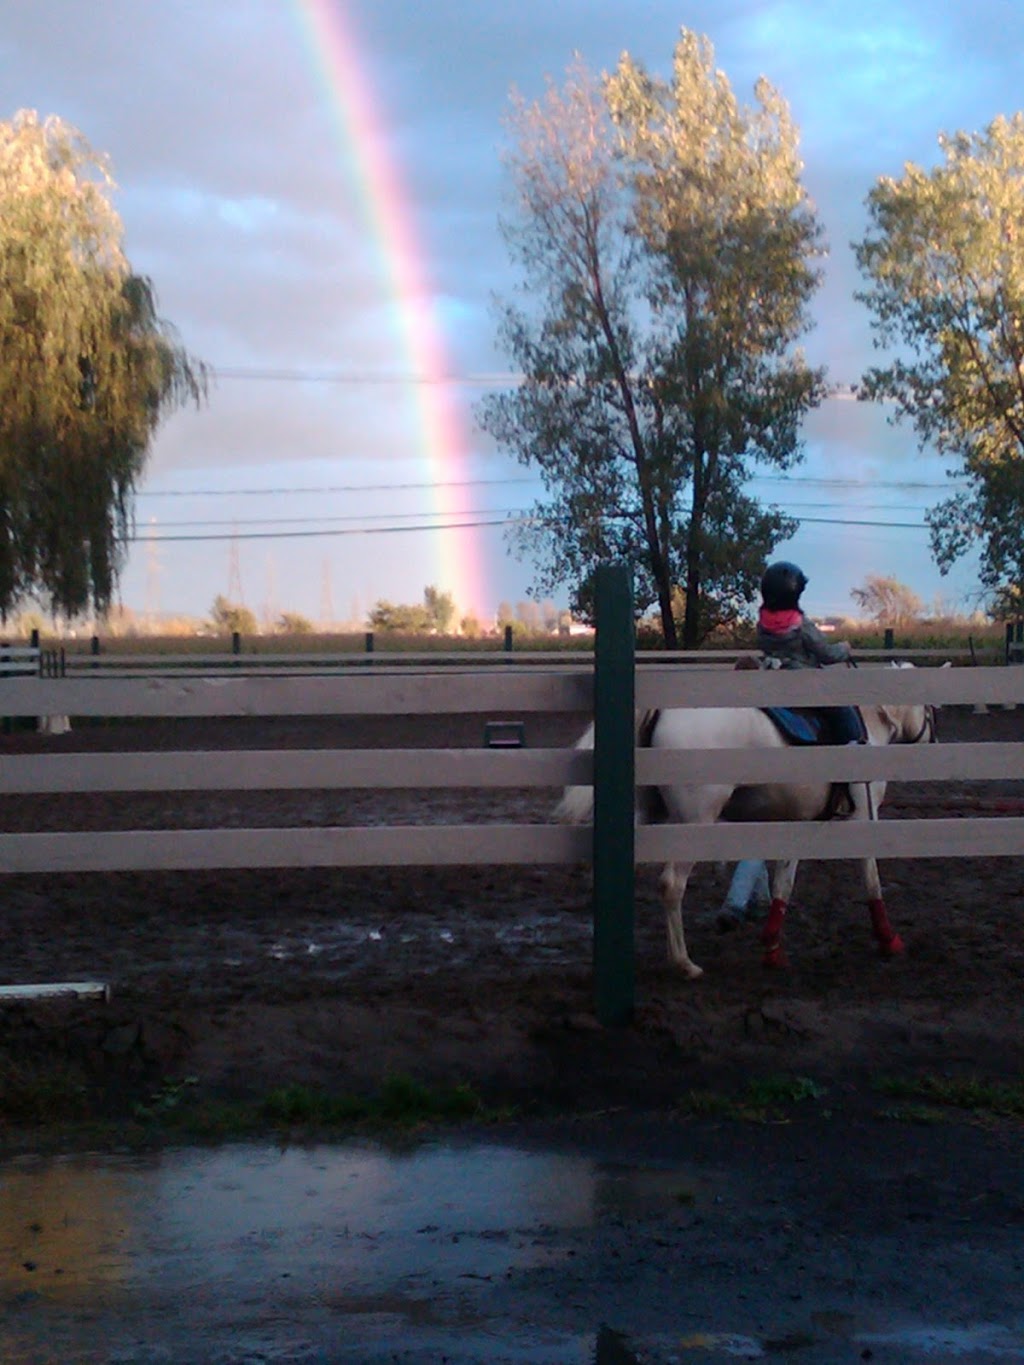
[757,610,852,670]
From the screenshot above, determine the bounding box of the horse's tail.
[553,710,660,824]
[553,721,596,823]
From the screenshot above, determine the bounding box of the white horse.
[556,669,938,979]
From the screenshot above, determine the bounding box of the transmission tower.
[262,554,277,630]
[320,558,335,628]
[227,527,245,604]
[144,517,163,621]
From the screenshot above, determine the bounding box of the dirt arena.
[1,704,1022,1140]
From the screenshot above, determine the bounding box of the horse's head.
[875,661,941,745]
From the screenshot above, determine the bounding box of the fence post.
[884,628,894,651]
[504,624,513,653]
[592,563,635,1026]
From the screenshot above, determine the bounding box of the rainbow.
[292,0,487,619]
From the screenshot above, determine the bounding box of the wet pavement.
[1,1128,1023,1363]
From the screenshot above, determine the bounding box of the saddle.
[740,658,864,818]
[757,708,861,818]
[761,706,859,747]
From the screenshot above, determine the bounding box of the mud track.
[1,706,1021,1141]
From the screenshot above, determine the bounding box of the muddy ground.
[1,705,1022,1145]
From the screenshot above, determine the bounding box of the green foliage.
[369,585,457,633]
[678,1073,826,1123]
[855,113,1024,611]
[0,111,206,620]
[275,611,314,634]
[367,598,433,632]
[132,1075,198,1121]
[261,1075,486,1129]
[874,1073,1024,1119]
[209,595,258,635]
[423,584,456,632]
[479,32,826,647]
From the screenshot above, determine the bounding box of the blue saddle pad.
[762,706,823,745]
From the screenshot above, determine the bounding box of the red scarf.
[759,607,802,634]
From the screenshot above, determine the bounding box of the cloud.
[3,0,1014,620]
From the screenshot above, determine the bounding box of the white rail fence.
[0,661,1022,877]
[43,643,983,678]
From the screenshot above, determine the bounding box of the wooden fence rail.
[2,569,1023,1022]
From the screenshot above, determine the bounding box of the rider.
[756,561,864,744]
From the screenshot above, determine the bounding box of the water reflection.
[0,1141,616,1361]
[2,1142,1020,1363]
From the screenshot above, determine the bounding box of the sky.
[3,0,1020,627]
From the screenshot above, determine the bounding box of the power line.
[142,498,938,533]
[138,477,536,497]
[145,508,529,529]
[136,473,966,500]
[754,475,965,489]
[788,515,929,529]
[132,516,517,544]
[131,510,935,545]
[211,366,517,386]
[208,366,871,401]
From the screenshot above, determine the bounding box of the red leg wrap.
[761,898,788,968]
[869,898,905,957]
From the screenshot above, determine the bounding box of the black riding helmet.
[760,561,808,610]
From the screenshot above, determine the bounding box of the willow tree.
[479,32,826,646]
[0,110,206,620]
[855,115,1024,615]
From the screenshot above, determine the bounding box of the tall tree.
[478,34,827,646]
[854,114,1024,614]
[0,110,206,620]
[423,584,456,633]
[850,574,923,627]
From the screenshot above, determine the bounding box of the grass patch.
[678,1074,826,1124]
[130,1074,513,1142]
[746,1075,825,1107]
[873,1074,1024,1120]
[877,1104,946,1125]
[0,1070,515,1154]
[262,1075,487,1127]
[0,1061,90,1125]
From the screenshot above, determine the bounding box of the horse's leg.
[761,859,800,968]
[863,855,905,957]
[853,781,905,958]
[659,861,702,979]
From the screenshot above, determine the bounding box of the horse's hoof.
[762,947,787,969]
[716,909,743,933]
[878,933,905,958]
[682,961,704,980]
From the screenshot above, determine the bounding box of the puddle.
[225,910,593,972]
[859,1323,1024,1357]
[0,1141,685,1363]
[1,1141,1021,1363]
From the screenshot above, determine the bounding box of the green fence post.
[592,563,635,1026]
